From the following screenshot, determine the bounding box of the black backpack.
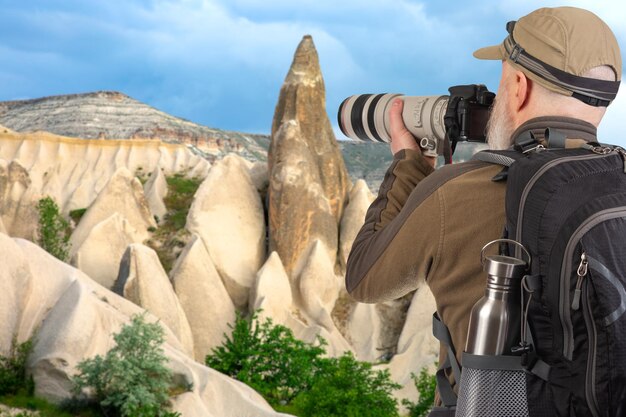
[432,131,626,417]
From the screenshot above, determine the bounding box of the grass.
[0,392,103,417]
[145,173,203,273]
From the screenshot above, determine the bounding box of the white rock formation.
[69,167,158,288]
[171,235,236,362]
[346,302,383,363]
[70,168,156,254]
[249,161,269,193]
[249,251,293,323]
[295,240,341,329]
[186,154,266,308]
[0,215,6,235]
[339,179,375,270]
[115,243,195,356]
[0,234,290,416]
[249,250,353,358]
[72,213,136,289]
[0,160,38,240]
[383,285,439,407]
[0,132,210,238]
[143,166,168,223]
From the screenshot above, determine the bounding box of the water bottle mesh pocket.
[456,366,529,417]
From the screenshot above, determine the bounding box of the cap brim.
[473,44,505,60]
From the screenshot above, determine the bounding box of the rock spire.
[268,35,351,276]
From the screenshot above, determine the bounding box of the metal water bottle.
[465,240,529,355]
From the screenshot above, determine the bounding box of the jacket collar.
[511,116,598,145]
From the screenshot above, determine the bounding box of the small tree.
[37,196,71,262]
[206,311,401,417]
[402,367,437,417]
[292,352,401,417]
[206,311,327,406]
[73,314,180,417]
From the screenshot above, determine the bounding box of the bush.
[292,352,401,417]
[0,339,33,396]
[402,367,437,417]
[37,197,71,262]
[206,311,401,417]
[73,315,180,417]
[206,311,327,406]
[68,208,87,225]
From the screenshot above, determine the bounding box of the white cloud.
[493,0,626,39]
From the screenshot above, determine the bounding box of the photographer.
[345,5,621,408]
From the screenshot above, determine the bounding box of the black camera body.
[445,84,495,147]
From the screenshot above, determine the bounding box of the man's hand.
[389,99,437,168]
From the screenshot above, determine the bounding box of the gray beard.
[486,89,516,150]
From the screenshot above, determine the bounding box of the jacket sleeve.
[345,148,441,303]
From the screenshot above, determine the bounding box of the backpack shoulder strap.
[432,313,461,408]
[471,149,524,167]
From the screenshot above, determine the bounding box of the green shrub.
[402,367,437,417]
[68,208,87,225]
[0,339,33,396]
[292,351,400,417]
[163,174,202,231]
[73,314,180,417]
[206,311,327,406]
[206,311,401,417]
[37,197,71,262]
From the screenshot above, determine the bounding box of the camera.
[337,84,495,159]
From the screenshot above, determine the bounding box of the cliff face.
[0,91,396,191]
[0,91,269,161]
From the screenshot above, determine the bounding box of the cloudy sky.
[2,0,626,146]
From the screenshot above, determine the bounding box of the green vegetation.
[37,197,71,262]
[0,339,102,416]
[206,311,401,417]
[0,394,102,417]
[402,367,437,417]
[0,339,33,397]
[68,208,87,225]
[146,173,202,273]
[163,174,202,231]
[73,314,181,417]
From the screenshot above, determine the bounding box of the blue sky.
[1,0,626,146]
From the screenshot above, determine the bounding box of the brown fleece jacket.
[345,116,599,389]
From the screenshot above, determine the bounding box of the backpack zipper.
[571,253,588,311]
[560,208,626,360]
[582,270,601,417]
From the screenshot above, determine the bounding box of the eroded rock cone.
[268,35,350,276]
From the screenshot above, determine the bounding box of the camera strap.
[443,96,462,164]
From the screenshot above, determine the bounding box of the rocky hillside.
[0,91,269,161]
[0,91,394,191]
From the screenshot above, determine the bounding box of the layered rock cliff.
[0,91,269,161]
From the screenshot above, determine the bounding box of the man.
[345,5,621,406]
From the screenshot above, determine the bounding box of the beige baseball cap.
[474,7,622,106]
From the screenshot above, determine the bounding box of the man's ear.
[514,70,531,111]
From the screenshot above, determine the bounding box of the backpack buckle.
[514,131,544,154]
